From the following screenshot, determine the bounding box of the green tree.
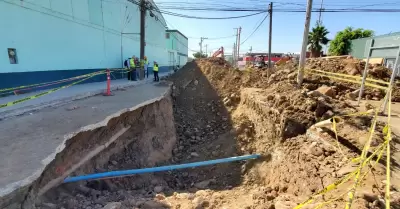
[308,23,330,57]
[328,27,374,56]
[193,52,207,58]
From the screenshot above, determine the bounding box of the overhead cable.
[241,14,269,45]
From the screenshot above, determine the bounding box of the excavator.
[212,47,224,58]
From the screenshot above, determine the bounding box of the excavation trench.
[5,59,398,209]
[32,61,320,209]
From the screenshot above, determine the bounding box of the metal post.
[382,47,400,113]
[234,28,239,66]
[139,0,146,80]
[357,40,374,105]
[318,0,324,24]
[237,27,242,64]
[233,42,236,66]
[296,0,313,86]
[268,2,273,70]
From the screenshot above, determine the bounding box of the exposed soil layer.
[23,59,400,209]
[281,57,400,102]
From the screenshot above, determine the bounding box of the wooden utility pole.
[268,2,273,70]
[139,0,146,80]
[296,0,313,86]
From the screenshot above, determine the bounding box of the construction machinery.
[212,47,224,58]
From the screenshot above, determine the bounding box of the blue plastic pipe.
[63,154,260,183]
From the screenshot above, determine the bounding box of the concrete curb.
[0,72,172,121]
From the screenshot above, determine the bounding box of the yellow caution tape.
[305,70,388,90]
[307,68,389,85]
[385,89,392,209]
[315,143,387,209]
[0,72,104,109]
[344,91,390,209]
[295,140,388,209]
[0,70,106,93]
[332,116,347,160]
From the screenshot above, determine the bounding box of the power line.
[123,0,268,19]
[240,14,269,45]
[188,35,236,40]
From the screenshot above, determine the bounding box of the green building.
[350,32,400,73]
[165,29,188,68]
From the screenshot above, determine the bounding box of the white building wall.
[0,0,168,73]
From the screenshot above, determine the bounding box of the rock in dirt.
[337,164,357,177]
[41,202,57,209]
[307,90,324,98]
[142,200,168,208]
[154,185,164,193]
[274,200,297,209]
[192,197,209,209]
[191,152,200,157]
[316,86,336,98]
[310,146,324,157]
[194,179,216,189]
[102,202,121,209]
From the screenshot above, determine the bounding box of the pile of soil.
[277,57,400,102]
[162,58,398,209]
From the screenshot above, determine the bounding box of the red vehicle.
[243,52,284,63]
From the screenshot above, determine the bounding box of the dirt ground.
[36,58,400,209]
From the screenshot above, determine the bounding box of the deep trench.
[19,64,245,209]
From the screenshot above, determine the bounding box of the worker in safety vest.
[129,56,136,81]
[144,56,149,78]
[153,61,159,82]
[134,57,140,80]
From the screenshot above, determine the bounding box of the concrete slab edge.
[0,82,172,198]
[0,72,172,121]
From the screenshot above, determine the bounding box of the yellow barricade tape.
[294,139,389,209]
[307,68,389,86]
[0,72,105,109]
[304,70,388,90]
[0,70,106,93]
[385,89,392,209]
[344,91,390,209]
[332,116,347,160]
[315,143,387,209]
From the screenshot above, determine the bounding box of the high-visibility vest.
[130,59,135,67]
[145,60,149,64]
[153,65,159,72]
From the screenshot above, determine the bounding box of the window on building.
[8,48,17,64]
[166,33,170,39]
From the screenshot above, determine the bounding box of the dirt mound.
[307,57,392,81]
[163,59,398,209]
[276,57,400,102]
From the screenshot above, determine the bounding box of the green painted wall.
[350,38,368,59]
[350,32,400,59]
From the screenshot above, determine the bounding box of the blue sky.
[154,0,400,56]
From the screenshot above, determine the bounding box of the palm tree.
[308,23,330,57]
